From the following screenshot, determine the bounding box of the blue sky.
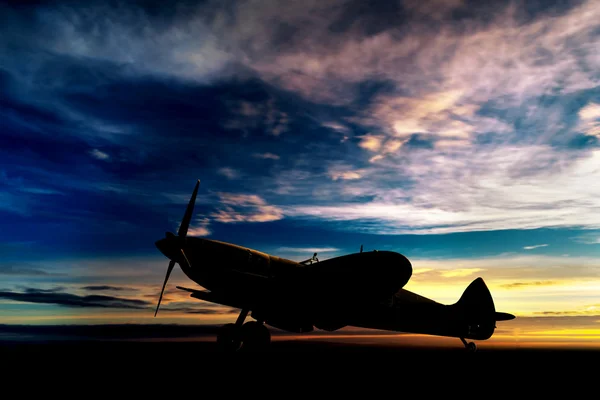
[1,0,600,342]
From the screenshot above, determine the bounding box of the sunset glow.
[1,0,600,349]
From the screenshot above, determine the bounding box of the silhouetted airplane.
[154,180,515,352]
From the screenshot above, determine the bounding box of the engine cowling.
[307,250,412,304]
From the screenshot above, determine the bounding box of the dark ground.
[2,324,598,358]
[1,326,596,387]
[3,338,599,355]
[2,325,594,394]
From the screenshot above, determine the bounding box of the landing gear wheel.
[460,337,477,352]
[240,321,271,351]
[217,323,242,352]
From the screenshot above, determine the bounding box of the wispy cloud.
[253,153,280,160]
[187,217,211,237]
[211,193,283,223]
[89,149,110,161]
[283,147,600,234]
[438,268,484,278]
[577,101,600,137]
[218,167,241,180]
[322,122,350,133]
[327,164,365,181]
[571,233,600,245]
[0,264,63,277]
[501,281,558,290]
[222,98,288,136]
[82,285,133,292]
[357,134,384,152]
[523,244,549,250]
[0,288,149,309]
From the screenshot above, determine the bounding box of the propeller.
[155,260,175,317]
[154,179,200,317]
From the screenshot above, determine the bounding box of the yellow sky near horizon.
[2,254,600,348]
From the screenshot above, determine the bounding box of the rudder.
[452,277,496,340]
[455,277,496,315]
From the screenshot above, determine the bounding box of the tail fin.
[455,277,495,316]
[452,277,497,340]
[455,277,516,321]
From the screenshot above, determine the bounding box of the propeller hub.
[155,236,181,261]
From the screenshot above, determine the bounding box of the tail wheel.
[460,337,478,352]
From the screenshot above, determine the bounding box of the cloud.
[187,217,211,237]
[402,0,465,20]
[322,122,350,133]
[253,152,280,160]
[577,102,600,138]
[0,288,150,309]
[0,265,57,276]
[579,103,600,121]
[404,254,600,297]
[283,147,600,234]
[532,305,600,316]
[500,281,558,290]
[222,98,288,136]
[211,193,283,223]
[159,306,239,315]
[89,149,110,161]
[571,233,600,245]
[330,171,362,181]
[523,244,549,250]
[0,286,236,315]
[82,285,132,291]
[327,164,365,181]
[357,134,383,152]
[218,167,241,180]
[412,268,434,275]
[439,268,484,278]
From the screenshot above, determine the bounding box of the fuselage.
[156,236,413,329]
[156,236,412,297]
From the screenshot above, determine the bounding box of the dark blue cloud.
[0,288,150,309]
[82,285,134,291]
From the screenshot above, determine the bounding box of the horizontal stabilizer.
[495,312,516,321]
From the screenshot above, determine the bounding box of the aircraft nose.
[155,237,177,260]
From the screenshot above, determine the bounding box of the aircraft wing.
[176,286,247,310]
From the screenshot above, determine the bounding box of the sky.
[1,0,600,348]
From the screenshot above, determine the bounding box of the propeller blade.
[179,248,191,270]
[155,259,176,317]
[178,179,200,238]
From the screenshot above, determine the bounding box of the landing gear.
[216,309,271,351]
[460,337,477,352]
[216,323,242,351]
[240,321,271,351]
